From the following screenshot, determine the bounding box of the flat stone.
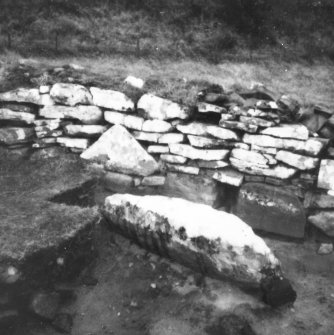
[147,145,169,154]
[304,192,334,209]
[50,83,92,106]
[176,122,240,141]
[219,120,258,133]
[0,103,37,114]
[57,137,90,149]
[0,108,35,124]
[158,133,185,144]
[317,243,333,255]
[251,145,277,155]
[64,125,108,137]
[0,88,54,105]
[170,144,229,161]
[230,157,297,179]
[39,106,103,125]
[212,168,244,187]
[132,131,160,142]
[260,124,309,140]
[244,108,280,123]
[90,87,135,111]
[187,135,229,148]
[231,148,269,168]
[166,164,199,175]
[243,134,327,157]
[0,127,35,145]
[142,176,166,186]
[308,211,334,236]
[234,143,250,150]
[104,111,144,130]
[197,102,226,114]
[162,172,224,207]
[239,116,275,128]
[103,194,282,288]
[81,125,159,177]
[276,150,319,170]
[137,93,190,120]
[160,154,187,164]
[142,120,173,133]
[317,160,334,190]
[232,183,306,238]
[190,160,229,169]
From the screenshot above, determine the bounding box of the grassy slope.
[2,53,333,109]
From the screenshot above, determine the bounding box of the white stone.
[147,145,169,154]
[39,85,50,94]
[230,158,297,179]
[137,93,190,120]
[239,116,275,128]
[276,150,319,170]
[191,160,229,169]
[187,135,228,148]
[231,149,269,168]
[170,144,229,161]
[81,125,159,177]
[260,124,309,140]
[177,122,240,141]
[212,169,244,187]
[197,102,226,114]
[158,133,185,144]
[90,87,135,112]
[64,125,108,137]
[124,75,145,89]
[132,131,160,143]
[56,137,90,149]
[0,108,35,124]
[142,120,173,133]
[50,83,92,106]
[243,134,327,157]
[160,154,187,164]
[166,164,199,175]
[0,88,54,105]
[318,160,334,190]
[39,105,103,125]
[103,194,280,286]
[142,176,166,186]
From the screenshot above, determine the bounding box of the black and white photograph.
[0,1,333,334]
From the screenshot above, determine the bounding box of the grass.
[1,52,334,109]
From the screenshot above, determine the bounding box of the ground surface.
[1,154,333,335]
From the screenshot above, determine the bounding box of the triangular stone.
[81,124,159,176]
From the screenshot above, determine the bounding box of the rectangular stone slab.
[232,183,306,238]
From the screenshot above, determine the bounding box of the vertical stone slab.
[232,183,306,238]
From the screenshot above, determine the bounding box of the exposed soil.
[1,154,334,335]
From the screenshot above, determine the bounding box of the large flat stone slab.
[232,183,306,238]
[80,124,159,177]
[169,144,229,161]
[260,124,309,140]
[50,83,92,106]
[90,87,134,112]
[0,88,54,106]
[103,194,297,307]
[39,106,103,125]
[276,150,319,171]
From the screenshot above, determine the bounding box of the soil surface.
[1,154,334,335]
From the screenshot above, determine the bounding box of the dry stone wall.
[1,80,334,241]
